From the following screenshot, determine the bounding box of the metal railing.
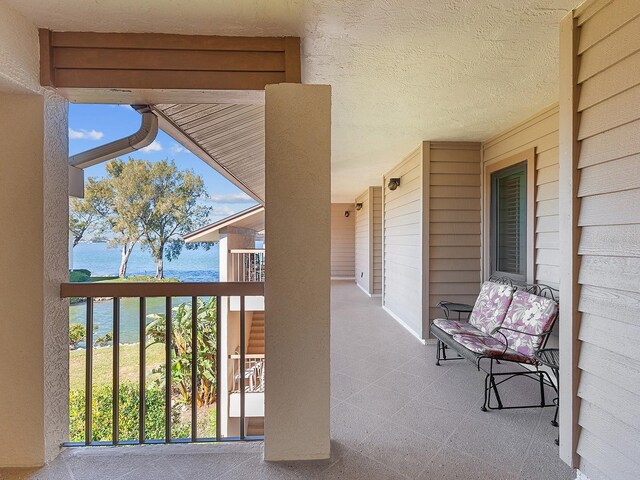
[230,249,265,282]
[230,354,265,393]
[61,281,264,446]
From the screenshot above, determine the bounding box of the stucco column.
[264,84,331,461]
[0,94,46,467]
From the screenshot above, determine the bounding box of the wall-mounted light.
[388,177,401,191]
[355,202,363,211]
[344,210,350,218]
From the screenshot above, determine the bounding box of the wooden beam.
[38,29,54,87]
[284,37,302,83]
[39,30,302,92]
[60,281,264,298]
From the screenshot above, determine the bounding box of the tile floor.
[0,281,574,480]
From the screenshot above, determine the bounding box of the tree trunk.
[119,243,133,277]
[155,246,164,279]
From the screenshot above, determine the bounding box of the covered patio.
[0,281,571,480]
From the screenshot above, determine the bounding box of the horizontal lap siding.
[372,187,383,294]
[331,203,355,278]
[483,105,560,288]
[355,190,370,293]
[575,2,640,478]
[427,143,482,326]
[383,148,423,337]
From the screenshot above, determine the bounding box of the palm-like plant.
[146,297,217,407]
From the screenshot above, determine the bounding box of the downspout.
[68,105,158,197]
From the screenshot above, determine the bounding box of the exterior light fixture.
[355,202,363,211]
[388,178,401,190]
[344,210,350,218]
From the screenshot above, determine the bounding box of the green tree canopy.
[69,158,211,278]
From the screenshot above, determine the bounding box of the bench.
[430,279,559,411]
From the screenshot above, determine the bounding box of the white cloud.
[69,128,104,140]
[140,140,162,153]
[207,193,254,204]
[211,206,235,216]
[170,143,186,154]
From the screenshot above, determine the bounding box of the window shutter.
[491,161,527,279]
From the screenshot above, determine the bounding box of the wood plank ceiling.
[153,103,265,203]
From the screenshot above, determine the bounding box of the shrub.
[69,323,86,349]
[70,269,91,282]
[69,382,189,442]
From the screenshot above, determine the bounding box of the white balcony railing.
[230,354,265,393]
[230,249,265,282]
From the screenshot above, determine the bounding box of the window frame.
[483,148,536,284]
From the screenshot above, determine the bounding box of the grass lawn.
[70,342,165,389]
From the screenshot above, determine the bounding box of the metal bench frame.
[430,279,559,412]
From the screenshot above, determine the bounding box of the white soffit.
[153,103,265,204]
[9,0,582,201]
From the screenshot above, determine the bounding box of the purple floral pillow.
[468,282,515,335]
[494,290,558,357]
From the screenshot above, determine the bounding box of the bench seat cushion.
[494,290,559,357]
[452,333,535,364]
[468,281,515,335]
[432,318,484,336]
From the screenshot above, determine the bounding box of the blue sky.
[69,104,258,221]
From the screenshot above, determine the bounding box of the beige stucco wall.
[0,5,70,465]
[0,1,40,94]
[0,94,46,466]
[43,91,70,461]
[264,84,331,461]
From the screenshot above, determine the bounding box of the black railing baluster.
[165,296,172,442]
[85,297,94,446]
[191,296,198,441]
[240,296,246,440]
[215,296,221,441]
[139,297,146,444]
[113,297,120,445]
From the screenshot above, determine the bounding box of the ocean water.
[70,242,220,343]
[72,241,219,282]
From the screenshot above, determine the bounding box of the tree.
[146,297,218,406]
[104,160,146,277]
[132,160,210,279]
[69,178,111,247]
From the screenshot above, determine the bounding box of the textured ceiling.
[8,0,581,201]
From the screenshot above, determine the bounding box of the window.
[490,161,527,281]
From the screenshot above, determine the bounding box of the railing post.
[215,296,221,440]
[139,297,146,444]
[165,297,172,442]
[85,297,93,445]
[239,296,246,439]
[113,297,120,445]
[191,296,198,441]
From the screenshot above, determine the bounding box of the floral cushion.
[493,290,559,357]
[432,318,484,336]
[452,333,534,364]
[468,281,515,335]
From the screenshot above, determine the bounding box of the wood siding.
[372,187,383,294]
[39,30,301,91]
[571,2,640,478]
[483,104,561,289]
[355,189,371,293]
[354,187,383,295]
[331,203,355,279]
[383,148,423,338]
[426,142,482,324]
